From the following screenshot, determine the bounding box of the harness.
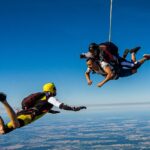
[18,93,53,120]
[91,61,107,76]
[93,60,119,80]
[99,42,119,64]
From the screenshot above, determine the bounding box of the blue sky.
[0,0,150,111]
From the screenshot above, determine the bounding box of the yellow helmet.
[43,82,56,94]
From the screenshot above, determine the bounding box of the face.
[86,59,94,69]
[89,48,95,54]
[53,87,57,96]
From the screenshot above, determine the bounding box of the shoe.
[0,93,6,102]
[143,54,150,60]
[123,49,129,59]
[130,46,141,54]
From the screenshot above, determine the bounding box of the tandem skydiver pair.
[80,41,150,87]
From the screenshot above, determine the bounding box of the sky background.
[0,0,150,112]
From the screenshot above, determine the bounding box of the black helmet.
[89,43,98,51]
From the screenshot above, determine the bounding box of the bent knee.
[12,121,20,128]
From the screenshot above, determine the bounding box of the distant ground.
[1,108,150,149]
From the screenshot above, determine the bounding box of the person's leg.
[131,52,136,62]
[120,59,135,68]
[128,54,150,70]
[130,46,141,62]
[143,54,150,60]
[0,93,20,129]
[130,47,141,54]
[122,49,129,59]
[122,47,141,60]
[120,54,150,78]
[137,54,150,65]
[119,68,137,78]
[120,53,150,69]
[0,117,5,134]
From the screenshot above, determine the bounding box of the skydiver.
[80,42,141,69]
[0,83,86,134]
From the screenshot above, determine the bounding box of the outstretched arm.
[97,65,114,87]
[59,103,86,111]
[80,52,93,59]
[48,97,86,112]
[85,72,92,85]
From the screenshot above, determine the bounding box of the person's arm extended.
[97,65,114,87]
[59,103,86,111]
[85,71,92,85]
[80,52,93,59]
[48,97,86,112]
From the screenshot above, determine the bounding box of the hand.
[80,54,86,59]
[88,80,92,85]
[73,106,87,111]
[97,82,104,87]
[0,93,7,103]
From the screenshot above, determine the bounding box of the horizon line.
[86,101,150,107]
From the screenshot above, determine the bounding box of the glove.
[73,106,87,111]
[60,103,86,111]
[80,54,86,59]
[0,93,7,102]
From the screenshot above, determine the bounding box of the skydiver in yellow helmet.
[43,82,57,96]
[0,82,86,134]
